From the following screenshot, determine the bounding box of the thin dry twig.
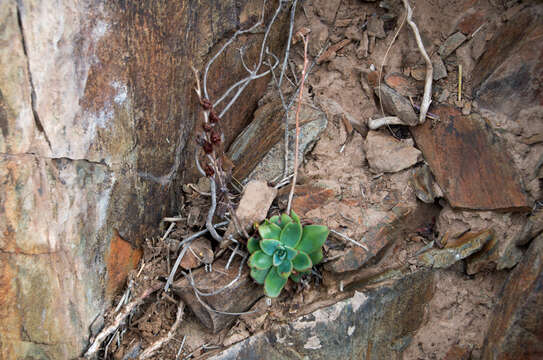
[286,33,309,214]
[378,12,407,118]
[330,229,369,251]
[84,282,163,358]
[402,0,433,124]
[138,301,185,359]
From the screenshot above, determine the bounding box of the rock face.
[210,270,434,360]
[411,105,530,211]
[0,0,287,358]
[482,235,543,359]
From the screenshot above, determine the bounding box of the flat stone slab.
[411,105,530,211]
[210,270,434,360]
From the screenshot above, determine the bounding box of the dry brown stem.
[287,33,309,214]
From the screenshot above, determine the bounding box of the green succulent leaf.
[277,259,293,278]
[279,214,292,229]
[264,267,287,298]
[249,250,273,270]
[285,246,298,260]
[258,223,282,240]
[250,267,269,284]
[292,251,312,271]
[290,210,301,225]
[309,249,324,265]
[280,221,302,248]
[273,250,287,267]
[296,225,329,254]
[260,239,281,256]
[269,215,281,227]
[247,237,261,254]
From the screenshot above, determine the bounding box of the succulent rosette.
[247,211,329,297]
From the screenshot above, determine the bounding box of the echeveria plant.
[247,211,328,297]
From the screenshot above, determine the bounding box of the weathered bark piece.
[482,234,543,359]
[210,270,434,360]
[172,258,263,333]
[417,229,493,269]
[325,206,411,273]
[411,105,530,211]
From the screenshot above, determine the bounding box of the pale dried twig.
[402,0,433,124]
[287,33,309,214]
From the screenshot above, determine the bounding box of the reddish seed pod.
[209,111,220,123]
[202,141,213,154]
[200,98,212,110]
[204,164,215,177]
[210,131,221,144]
[202,123,212,132]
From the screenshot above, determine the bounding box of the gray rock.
[417,229,493,268]
[482,234,543,359]
[432,55,448,80]
[247,106,327,183]
[367,15,386,39]
[374,84,419,126]
[439,32,467,58]
[364,131,422,173]
[210,270,434,360]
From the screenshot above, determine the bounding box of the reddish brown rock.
[384,72,423,98]
[105,231,142,298]
[482,234,543,359]
[473,5,543,117]
[411,106,530,211]
[180,237,213,270]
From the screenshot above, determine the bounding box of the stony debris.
[514,210,543,246]
[482,234,543,359]
[411,165,443,204]
[180,237,213,270]
[374,84,419,126]
[224,180,277,238]
[417,229,493,269]
[172,258,263,333]
[439,32,467,58]
[364,131,422,173]
[384,72,423,98]
[431,55,448,80]
[411,105,531,211]
[435,204,527,274]
[325,206,411,273]
[367,14,386,39]
[312,0,341,25]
